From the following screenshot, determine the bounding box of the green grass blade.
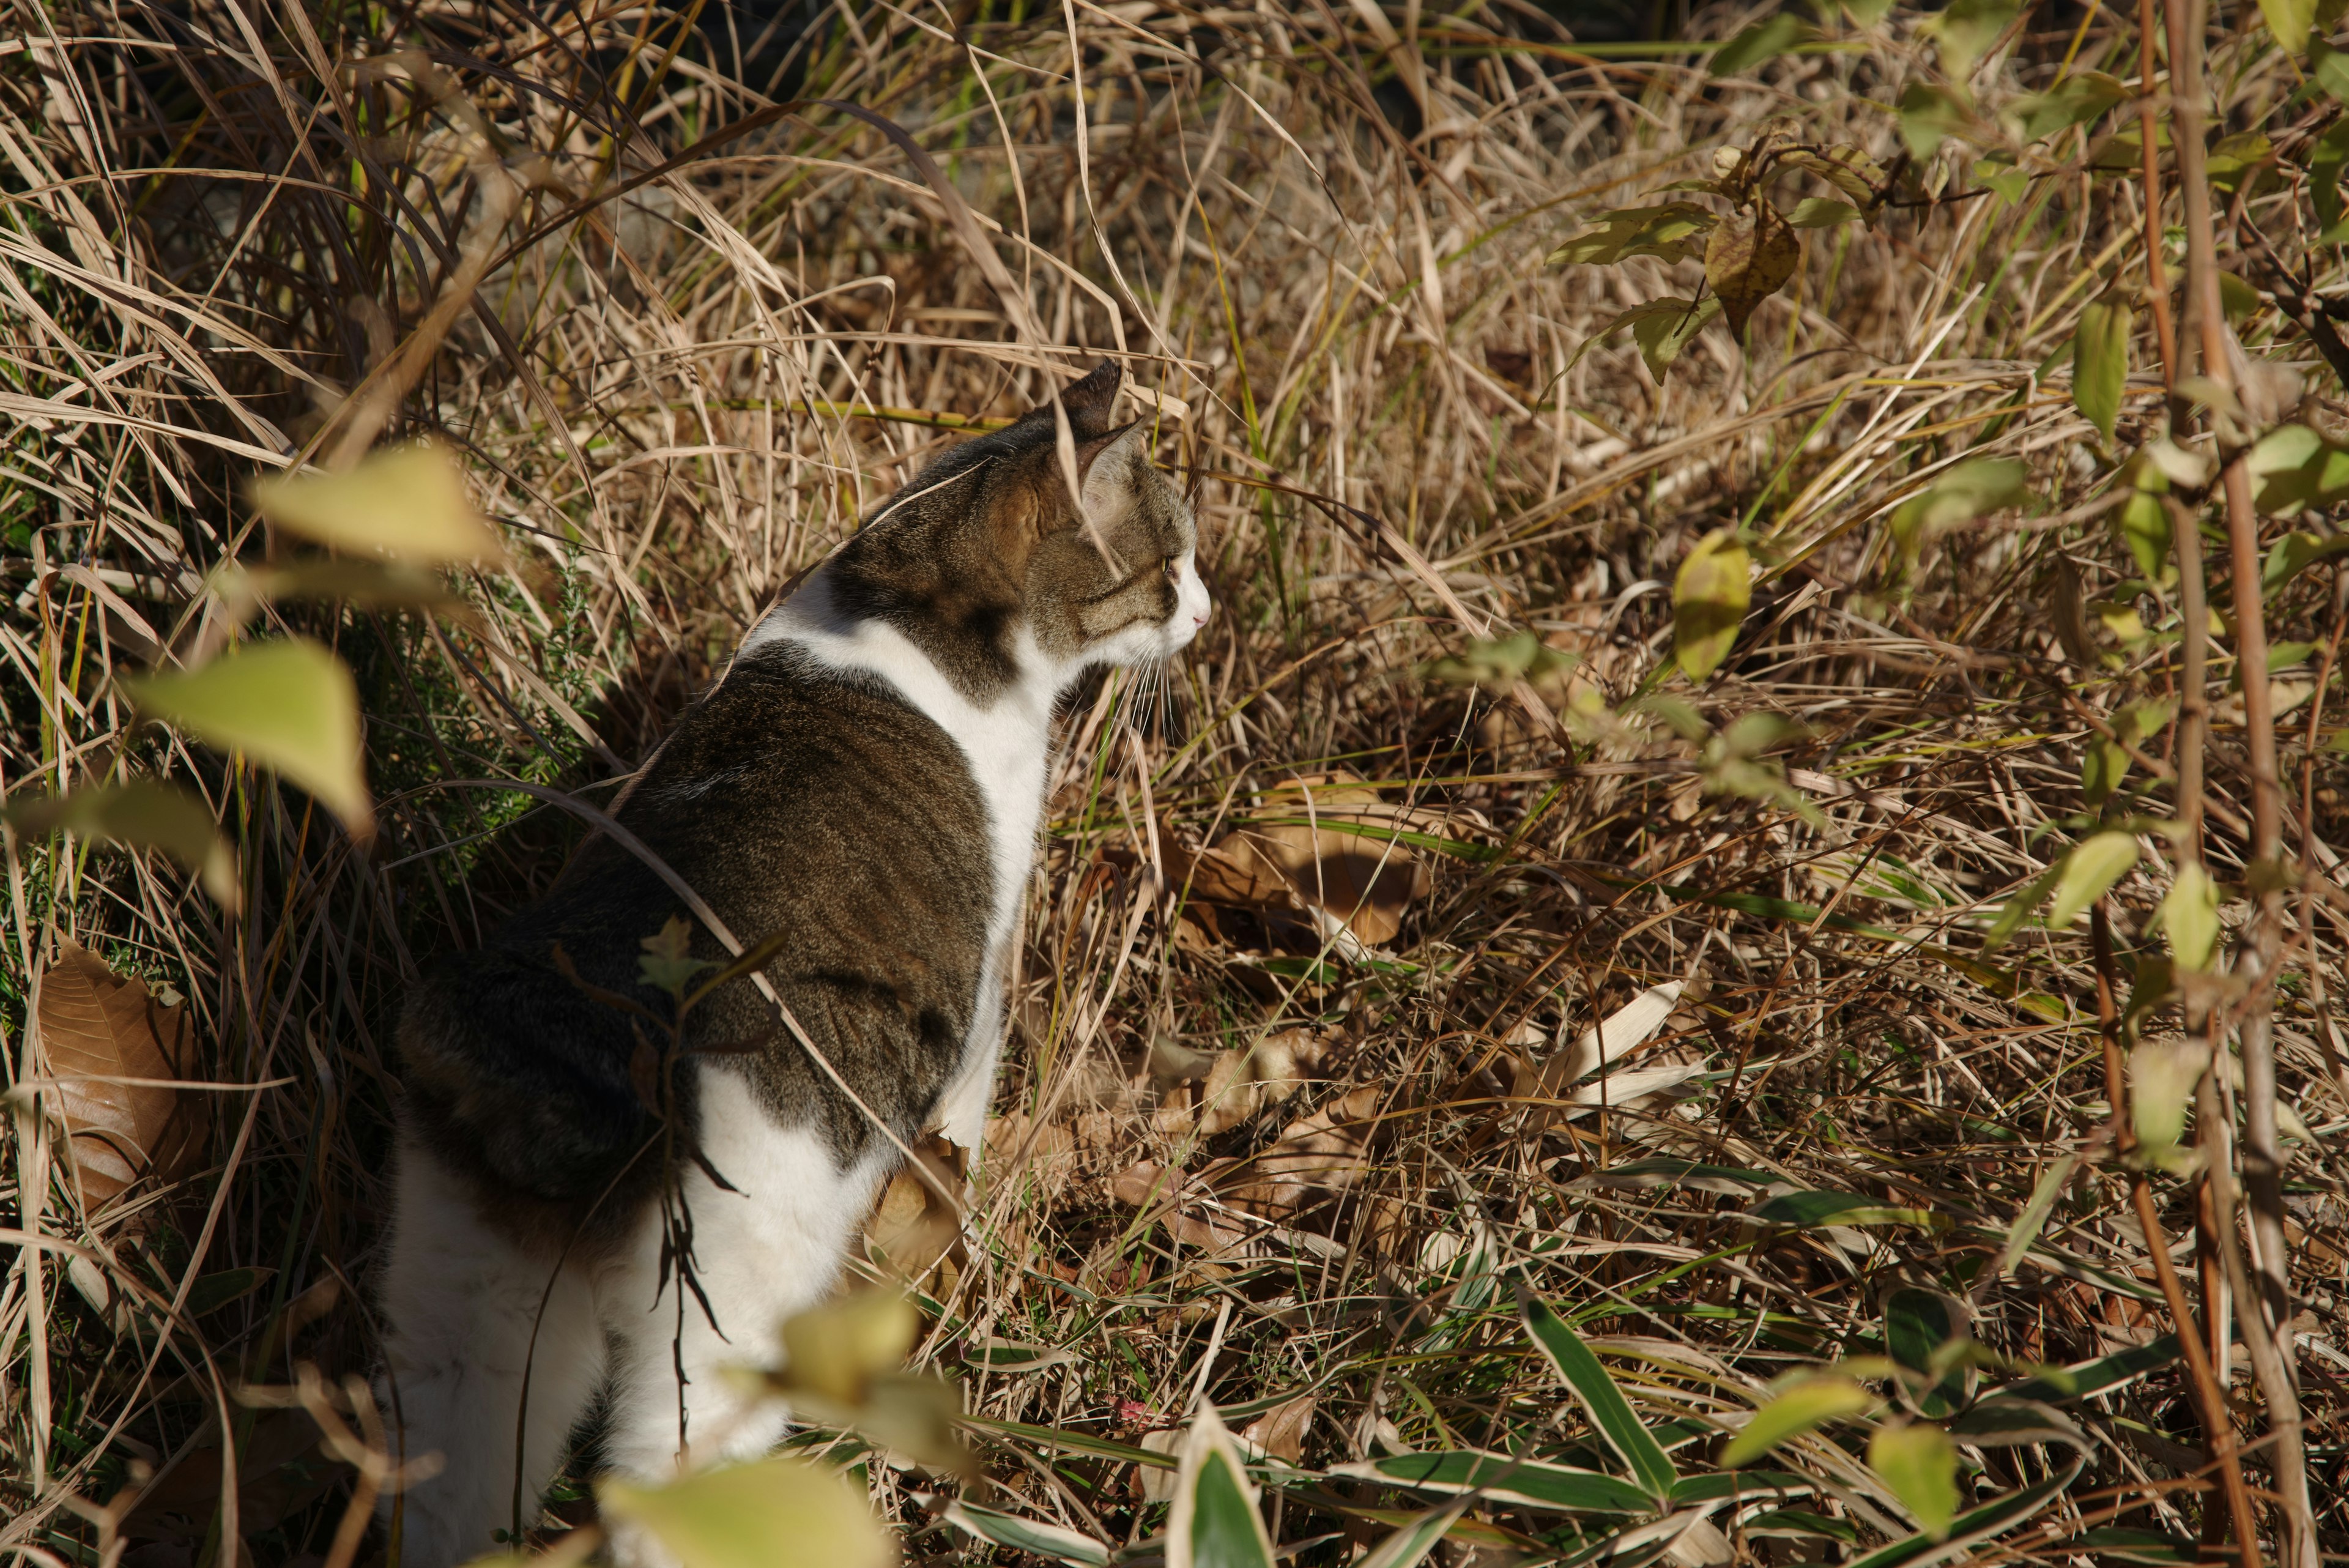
[1518,1291,1678,1500]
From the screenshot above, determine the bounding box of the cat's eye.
[1162,557,1179,582]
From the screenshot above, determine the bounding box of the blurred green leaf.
[2046,831,2139,931]
[1869,1425,1958,1539]
[1421,631,1576,691]
[2159,863,2221,971]
[1709,14,1815,76]
[1673,529,1751,682]
[1926,0,2018,78]
[638,914,715,998]
[2006,73,2127,143]
[1846,1465,2081,1568]
[780,1287,920,1406]
[2263,529,2349,592]
[1984,861,2063,949]
[250,442,505,565]
[1884,1288,1973,1418]
[1890,459,2027,559]
[1520,1291,1678,1499]
[2315,38,2349,100]
[2116,492,2173,584]
[5,780,238,909]
[601,1455,893,1568]
[2071,300,2130,442]
[1945,1399,2087,1449]
[1720,1375,1874,1467]
[124,639,372,840]
[1997,1154,2077,1276]
[227,559,463,617]
[1169,1405,1275,1568]
[2312,117,2349,233]
[2079,1528,2199,1564]
[2258,0,2316,53]
[1568,297,1724,383]
[1746,1509,1860,1542]
[2130,1039,2205,1164]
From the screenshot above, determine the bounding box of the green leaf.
[2258,0,2317,53]
[1720,1376,1875,1467]
[1890,458,2027,559]
[1666,1470,1819,1504]
[1749,1190,1940,1228]
[1548,204,1718,267]
[1520,1293,1678,1499]
[1945,1399,2088,1449]
[1565,297,1723,384]
[2315,39,2349,101]
[1984,861,2065,948]
[2246,425,2349,514]
[1869,1425,1959,1539]
[1926,0,2019,78]
[2046,831,2140,931]
[2116,491,2173,583]
[185,1265,273,1316]
[1332,1451,1655,1515]
[2159,863,2221,971]
[2311,116,2349,232]
[1672,529,1751,683]
[1170,1406,1276,1568]
[1997,1154,2077,1276]
[2263,530,2349,593]
[1355,1497,1479,1568]
[944,1501,1108,1567]
[1899,84,1980,158]
[599,1455,893,1568]
[1709,14,1816,76]
[778,1287,920,1406]
[1705,199,1802,338]
[2129,1038,2205,1159]
[1997,1336,2179,1403]
[1844,1464,2081,1568]
[2077,1528,2199,1564]
[2071,300,2131,442]
[2006,73,2128,143]
[1785,196,1863,228]
[4,781,239,910]
[2082,740,2127,808]
[639,913,716,999]
[123,639,372,839]
[1422,631,1577,690]
[1884,1288,1973,1418]
[248,441,505,565]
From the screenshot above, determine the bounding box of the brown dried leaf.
[1204,775,1432,945]
[1242,1395,1318,1465]
[39,939,199,1211]
[1231,1085,1381,1219]
[864,1134,965,1284]
[1197,1027,1338,1135]
[1705,199,1802,339]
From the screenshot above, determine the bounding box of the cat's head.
[856,360,1211,683]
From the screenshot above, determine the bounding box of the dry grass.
[5,0,2349,1562]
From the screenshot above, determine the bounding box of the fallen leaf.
[1134,1429,1184,1503]
[864,1135,965,1286]
[1241,1395,1318,1465]
[1705,199,1800,338]
[38,940,201,1211]
[1186,776,1433,945]
[1231,1086,1381,1219]
[1195,1028,1338,1135]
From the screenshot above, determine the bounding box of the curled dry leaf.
[37,938,201,1213]
[1241,1395,1318,1465]
[1231,1085,1382,1219]
[864,1134,965,1288]
[1167,776,1433,946]
[1704,199,1801,338]
[1197,1027,1339,1135]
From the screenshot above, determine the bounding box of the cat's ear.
[1077,421,1150,528]
[1053,359,1125,439]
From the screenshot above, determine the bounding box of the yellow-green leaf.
[1898,84,1978,159]
[2129,1039,2205,1162]
[2117,491,2173,582]
[780,1287,921,1407]
[2161,863,2221,971]
[1705,201,1801,339]
[1673,529,1751,682]
[250,442,505,565]
[1547,205,1717,269]
[2046,831,2139,930]
[5,781,239,910]
[2071,300,2131,442]
[2258,0,2316,54]
[1926,0,2018,78]
[1709,14,1815,76]
[1869,1425,1959,1539]
[124,641,372,840]
[1721,1376,1876,1468]
[600,1455,894,1568]
[1890,458,2027,559]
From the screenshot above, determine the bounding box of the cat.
[374,360,1209,1566]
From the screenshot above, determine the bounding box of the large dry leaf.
[39,939,198,1209]
[1173,776,1433,945]
[864,1134,965,1287]
[1511,983,1688,1131]
[1196,1028,1337,1135]
[1241,1395,1317,1465]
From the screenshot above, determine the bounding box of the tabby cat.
[376,361,1209,1565]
